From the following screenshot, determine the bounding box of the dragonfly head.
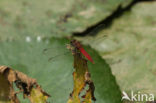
[70,39,76,46]
[70,39,81,48]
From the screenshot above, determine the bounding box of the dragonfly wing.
[48,51,70,61]
[43,45,71,61]
[43,44,67,54]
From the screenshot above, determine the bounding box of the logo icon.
[122,91,130,101]
[122,91,154,102]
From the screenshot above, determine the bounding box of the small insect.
[43,39,94,64]
[69,39,94,64]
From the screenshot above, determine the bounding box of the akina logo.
[122,91,154,102]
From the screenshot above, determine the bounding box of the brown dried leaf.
[0,66,50,103]
[0,66,19,103]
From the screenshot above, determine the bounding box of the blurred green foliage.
[0,0,131,40]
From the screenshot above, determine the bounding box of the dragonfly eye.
[70,39,77,46]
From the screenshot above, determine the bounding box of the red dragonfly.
[43,39,94,64]
[70,39,94,64]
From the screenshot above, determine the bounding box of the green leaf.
[0,38,121,103]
